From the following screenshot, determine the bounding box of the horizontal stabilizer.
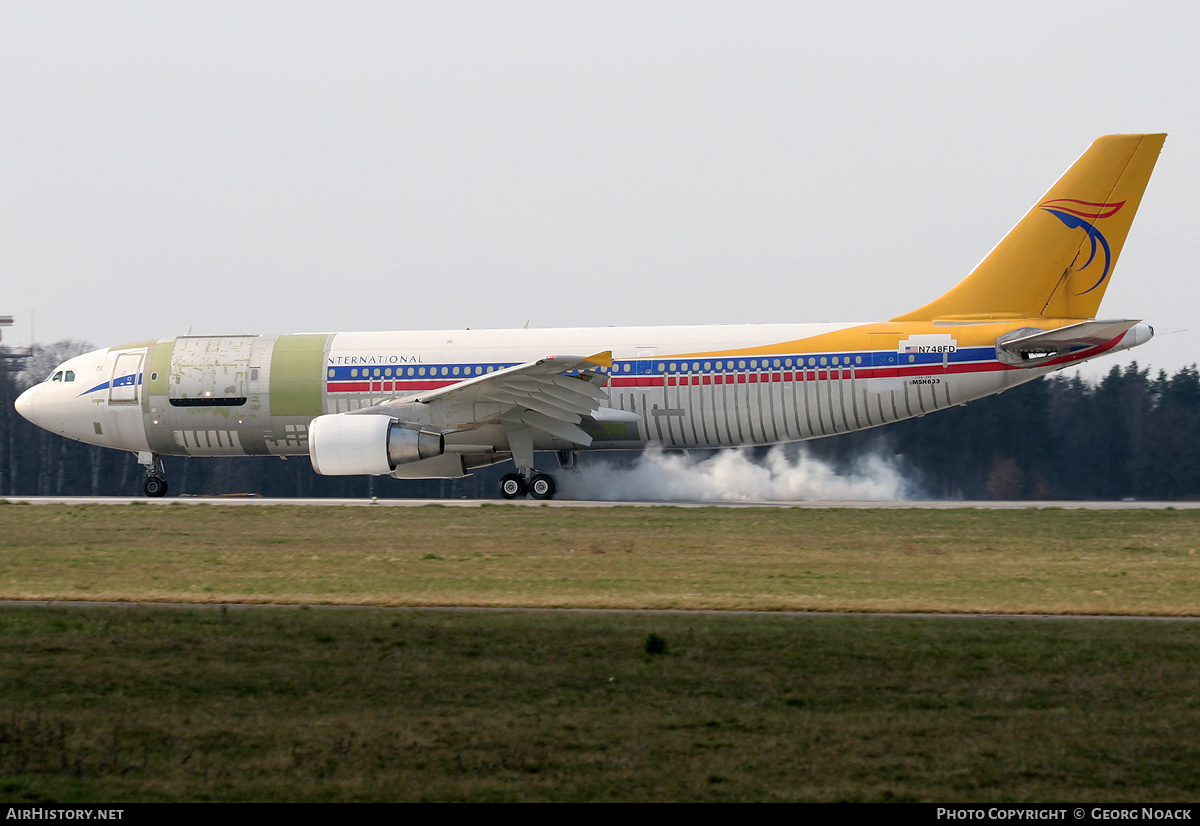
[995,319,1146,366]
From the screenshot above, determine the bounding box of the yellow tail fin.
[893,134,1166,322]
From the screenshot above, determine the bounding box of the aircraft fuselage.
[15,318,1150,474]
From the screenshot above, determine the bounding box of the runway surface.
[3,495,1199,509]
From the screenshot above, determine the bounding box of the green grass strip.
[1,605,1199,802]
[2,504,1199,614]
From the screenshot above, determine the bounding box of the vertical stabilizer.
[893,134,1166,322]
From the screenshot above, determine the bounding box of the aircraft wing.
[995,319,1142,366]
[364,351,615,446]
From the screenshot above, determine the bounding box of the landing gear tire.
[143,477,168,498]
[499,474,527,499]
[529,473,556,500]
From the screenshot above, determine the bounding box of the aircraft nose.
[14,385,38,425]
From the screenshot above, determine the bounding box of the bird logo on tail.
[1037,198,1125,295]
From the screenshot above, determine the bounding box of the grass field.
[2,502,1199,802]
[2,605,1200,802]
[1,502,1198,614]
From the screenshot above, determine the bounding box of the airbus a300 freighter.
[16,134,1165,499]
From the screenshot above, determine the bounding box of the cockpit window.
[51,371,63,382]
[64,370,75,382]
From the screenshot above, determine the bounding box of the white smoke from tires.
[557,445,917,502]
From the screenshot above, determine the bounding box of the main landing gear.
[138,452,169,498]
[498,471,556,500]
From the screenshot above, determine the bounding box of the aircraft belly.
[145,400,272,457]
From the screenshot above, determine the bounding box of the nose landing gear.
[143,476,169,497]
[138,453,169,497]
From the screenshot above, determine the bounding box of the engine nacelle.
[308,413,444,476]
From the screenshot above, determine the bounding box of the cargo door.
[169,336,255,407]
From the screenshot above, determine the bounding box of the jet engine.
[308,413,444,476]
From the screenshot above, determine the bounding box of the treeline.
[805,361,1200,501]
[1,342,1198,500]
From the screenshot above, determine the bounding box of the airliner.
[15,134,1165,499]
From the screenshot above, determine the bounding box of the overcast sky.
[2,0,1197,379]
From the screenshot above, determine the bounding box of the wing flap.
[512,409,593,446]
[534,381,608,407]
[507,393,586,422]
